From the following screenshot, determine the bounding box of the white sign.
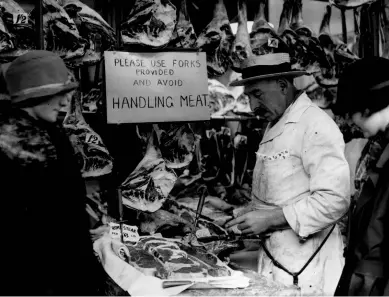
[104,51,210,124]
[13,13,28,25]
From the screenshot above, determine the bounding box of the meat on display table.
[179,265,300,297]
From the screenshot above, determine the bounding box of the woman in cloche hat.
[0,50,113,295]
[334,56,389,296]
[226,41,350,295]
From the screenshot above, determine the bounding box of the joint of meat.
[168,0,197,48]
[120,0,177,48]
[230,0,252,71]
[63,90,114,178]
[196,0,233,77]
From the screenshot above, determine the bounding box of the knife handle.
[162,280,193,289]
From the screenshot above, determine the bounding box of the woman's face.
[352,111,387,138]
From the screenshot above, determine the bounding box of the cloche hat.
[4,50,78,104]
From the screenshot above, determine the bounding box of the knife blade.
[162,280,193,289]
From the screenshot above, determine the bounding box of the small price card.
[13,13,28,25]
[109,222,121,239]
[85,133,102,145]
[122,224,140,243]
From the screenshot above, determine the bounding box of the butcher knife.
[193,185,208,229]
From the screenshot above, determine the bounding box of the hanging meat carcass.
[0,16,14,55]
[277,0,310,71]
[208,79,236,117]
[154,124,196,171]
[30,0,86,62]
[250,0,287,56]
[316,5,359,87]
[196,0,234,77]
[0,0,35,56]
[120,0,177,48]
[168,0,197,48]
[290,0,330,75]
[60,0,116,65]
[63,90,114,178]
[230,0,252,70]
[120,130,177,213]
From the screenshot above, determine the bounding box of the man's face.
[244,79,289,122]
[31,92,71,123]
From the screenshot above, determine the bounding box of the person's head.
[244,77,295,122]
[333,57,389,138]
[230,52,306,122]
[4,50,78,123]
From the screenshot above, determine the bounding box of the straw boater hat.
[230,52,307,87]
[4,50,78,104]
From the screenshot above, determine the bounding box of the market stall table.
[179,264,300,297]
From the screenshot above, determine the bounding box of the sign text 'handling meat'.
[104,51,210,124]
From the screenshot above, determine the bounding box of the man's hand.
[225,208,289,235]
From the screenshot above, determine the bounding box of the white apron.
[251,93,350,296]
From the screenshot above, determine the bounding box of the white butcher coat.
[252,93,350,295]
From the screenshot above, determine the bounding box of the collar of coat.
[261,92,313,145]
[0,109,58,166]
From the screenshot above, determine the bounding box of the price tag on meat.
[109,222,121,239]
[13,13,28,24]
[121,224,140,243]
[104,51,210,123]
[85,133,101,145]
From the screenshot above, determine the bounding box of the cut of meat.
[250,0,286,56]
[120,131,177,212]
[0,16,13,54]
[63,90,114,178]
[133,236,231,279]
[81,84,103,113]
[120,0,177,48]
[125,243,170,278]
[155,124,195,170]
[208,79,236,117]
[168,0,196,48]
[60,0,116,65]
[196,0,233,77]
[277,0,310,71]
[316,5,359,87]
[139,208,194,235]
[230,0,251,71]
[31,0,86,62]
[0,0,34,56]
[290,0,330,75]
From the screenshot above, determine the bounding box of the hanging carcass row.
[168,0,197,48]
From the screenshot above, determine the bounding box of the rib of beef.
[168,0,196,48]
[30,0,86,63]
[0,0,35,57]
[60,0,116,65]
[196,0,233,77]
[155,124,195,171]
[120,0,177,48]
[120,131,177,213]
[63,90,114,178]
[230,0,251,70]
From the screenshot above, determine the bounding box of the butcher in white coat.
[227,52,350,295]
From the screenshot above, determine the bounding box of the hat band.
[242,63,291,79]
[11,83,68,99]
